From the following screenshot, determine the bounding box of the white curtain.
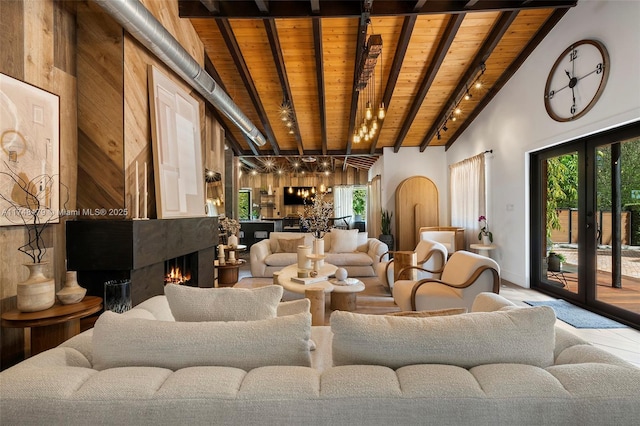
[450,154,486,249]
[333,185,354,221]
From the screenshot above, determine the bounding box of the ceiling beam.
[216,18,280,155]
[419,10,518,151]
[313,18,328,155]
[199,0,220,14]
[393,13,464,153]
[368,14,416,154]
[444,7,570,150]
[179,0,576,18]
[264,19,304,156]
[346,4,373,155]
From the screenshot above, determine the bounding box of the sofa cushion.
[92,311,311,371]
[329,229,359,253]
[331,306,556,369]
[265,253,298,266]
[386,308,467,317]
[325,252,373,266]
[165,285,283,322]
[277,237,305,253]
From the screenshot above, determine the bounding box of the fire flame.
[165,266,191,284]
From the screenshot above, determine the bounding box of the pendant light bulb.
[365,102,373,121]
[288,186,293,194]
[377,103,385,120]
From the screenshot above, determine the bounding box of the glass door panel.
[543,152,580,294]
[594,138,640,315]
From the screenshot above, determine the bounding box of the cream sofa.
[1,291,639,426]
[250,230,388,277]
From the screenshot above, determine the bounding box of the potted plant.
[379,209,394,251]
[547,251,566,272]
[352,189,366,222]
[0,162,69,311]
[478,215,493,244]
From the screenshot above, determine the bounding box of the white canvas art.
[148,65,205,219]
[0,73,60,226]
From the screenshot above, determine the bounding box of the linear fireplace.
[165,253,196,286]
[66,217,218,304]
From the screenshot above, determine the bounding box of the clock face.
[544,39,609,122]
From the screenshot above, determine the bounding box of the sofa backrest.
[268,231,369,253]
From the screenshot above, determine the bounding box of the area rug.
[524,300,627,328]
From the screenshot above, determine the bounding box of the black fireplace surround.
[66,217,218,305]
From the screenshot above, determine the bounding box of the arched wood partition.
[395,176,439,251]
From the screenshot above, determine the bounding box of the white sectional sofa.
[1,289,639,426]
[250,230,388,277]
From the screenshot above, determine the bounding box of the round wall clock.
[544,39,609,122]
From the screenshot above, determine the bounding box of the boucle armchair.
[393,250,500,311]
[375,239,448,291]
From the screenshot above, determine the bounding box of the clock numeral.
[571,104,576,115]
[569,49,578,61]
[547,90,555,100]
[596,63,603,74]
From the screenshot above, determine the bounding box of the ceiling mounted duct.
[92,0,266,147]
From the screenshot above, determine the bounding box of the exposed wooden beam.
[420,10,518,150]
[179,0,577,18]
[444,8,570,150]
[313,17,328,155]
[346,7,373,155]
[199,0,220,14]
[369,14,416,154]
[264,19,304,155]
[393,13,464,153]
[216,18,280,155]
[254,0,269,14]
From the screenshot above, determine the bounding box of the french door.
[531,121,640,329]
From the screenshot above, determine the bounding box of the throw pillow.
[329,228,359,253]
[92,311,312,371]
[331,306,556,369]
[165,285,283,322]
[277,237,305,253]
[386,308,467,317]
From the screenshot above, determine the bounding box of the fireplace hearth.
[66,217,218,304]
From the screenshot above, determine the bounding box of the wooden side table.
[214,259,246,287]
[1,296,103,356]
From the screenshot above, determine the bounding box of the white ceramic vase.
[17,262,55,312]
[228,234,239,248]
[482,235,492,245]
[56,271,87,305]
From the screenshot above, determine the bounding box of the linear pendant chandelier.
[353,30,384,145]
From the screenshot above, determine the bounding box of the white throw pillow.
[331,306,556,369]
[329,229,359,253]
[165,285,283,322]
[92,311,311,371]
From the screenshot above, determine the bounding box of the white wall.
[369,146,449,235]
[446,0,640,286]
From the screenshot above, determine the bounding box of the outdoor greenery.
[546,138,640,243]
[352,188,366,217]
[238,190,250,220]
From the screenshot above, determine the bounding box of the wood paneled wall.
[238,167,368,217]
[0,0,78,368]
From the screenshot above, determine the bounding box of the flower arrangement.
[219,216,240,235]
[300,192,333,239]
[478,215,493,243]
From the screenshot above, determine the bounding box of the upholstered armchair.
[392,250,500,312]
[418,226,465,254]
[375,239,448,291]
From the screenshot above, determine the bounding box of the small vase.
[482,235,491,245]
[17,263,55,312]
[313,238,325,268]
[228,234,239,248]
[56,271,87,305]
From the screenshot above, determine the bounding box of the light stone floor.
[237,256,640,367]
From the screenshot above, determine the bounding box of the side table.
[214,259,246,287]
[1,296,103,356]
[469,243,497,258]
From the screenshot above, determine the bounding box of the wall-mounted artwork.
[148,65,205,219]
[0,73,60,226]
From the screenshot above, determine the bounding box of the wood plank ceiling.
[179,0,577,170]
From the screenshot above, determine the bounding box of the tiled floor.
[237,256,640,367]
